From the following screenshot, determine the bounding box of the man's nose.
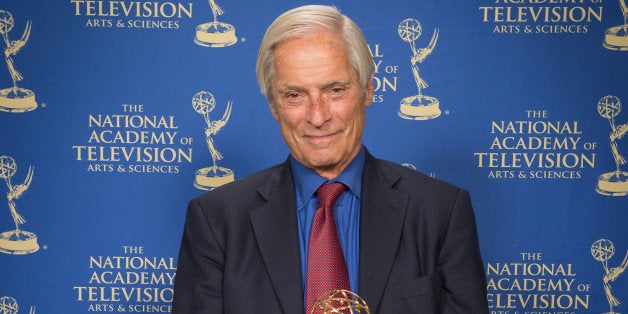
[306,94,331,127]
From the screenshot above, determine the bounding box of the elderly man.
[173,5,488,313]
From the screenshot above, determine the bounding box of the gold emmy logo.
[401,163,417,170]
[591,239,628,314]
[603,0,628,51]
[596,95,628,196]
[311,290,370,314]
[0,296,36,314]
[194,0,237,47]
[0,11,36,113]
[192,91,234,190]
[0,156,38,255]
[397,18,440,120]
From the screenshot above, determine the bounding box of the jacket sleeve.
[438,188,489,313]
[172,199,225,313]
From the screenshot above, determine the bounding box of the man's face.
[269,31,373,179]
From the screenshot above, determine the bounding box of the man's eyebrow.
[275,84,307,93]
[274,78,353,93]
[321,79,352,89]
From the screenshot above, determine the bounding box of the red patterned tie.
[305,182,350,314]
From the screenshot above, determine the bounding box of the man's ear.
[269,102,279,120]
[365,75,374,107]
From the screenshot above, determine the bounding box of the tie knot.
[316,182,347,209]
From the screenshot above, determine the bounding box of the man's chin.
[294,147,359,173]
[302,155,350,178]
[304,158,338,170]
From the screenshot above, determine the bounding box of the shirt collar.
[290,147,365,209]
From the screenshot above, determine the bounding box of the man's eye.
[279,92,305,106]
[279,90,301,98]
[327,86,349,98]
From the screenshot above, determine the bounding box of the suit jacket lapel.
[359,152,409,313]
[249,160,304,314]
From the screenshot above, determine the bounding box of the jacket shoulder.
[370,157,464,196]
[190,162,286,206]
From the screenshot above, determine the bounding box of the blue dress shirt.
[291,148,364,297]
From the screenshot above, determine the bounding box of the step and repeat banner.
[1,0,627,313]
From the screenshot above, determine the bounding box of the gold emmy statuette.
[0,296,36,314]
[192,91,234,190]
[194,0,237,47]
[603,0,628,51]
[0,296,18,314]
[591,239,628,314]
[398,18,440,120]
[596,95,628,196]
[0,156,38,255]
[0,10,37,113]
[311,290,370,314]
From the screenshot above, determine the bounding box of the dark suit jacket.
[173,151,489,313]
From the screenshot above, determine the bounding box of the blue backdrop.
[1,0,626,313]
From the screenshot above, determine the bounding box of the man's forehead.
[276,30,343,52]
